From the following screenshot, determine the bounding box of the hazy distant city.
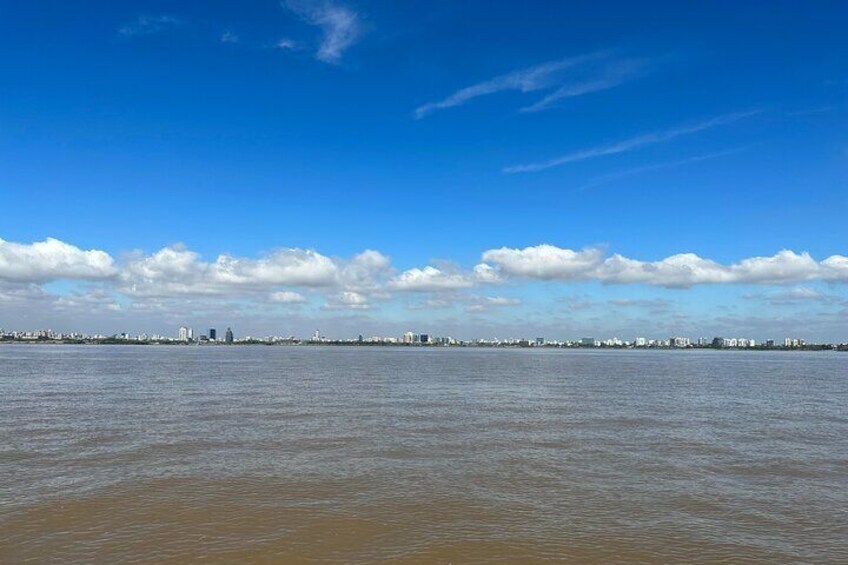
[2,326,845,351]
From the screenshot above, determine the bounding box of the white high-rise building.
[670,336,691,348]
[178,326,188,341]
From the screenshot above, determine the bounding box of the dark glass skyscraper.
[225,327,234,343]
[209,328,217,340]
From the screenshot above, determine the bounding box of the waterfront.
[1,346,846,563]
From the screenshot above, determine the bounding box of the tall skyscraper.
[178,326,188,341]
[209,328,217,341]
[225,327,234,343]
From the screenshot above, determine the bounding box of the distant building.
[535,337,545,346]
[580,337,596,347]
[420,334,429,344]
[178,326,188,341]
[209,328,217,341]
[225,327,234,343]
[403,331,414,344]
[635,337,647,347]
[670,336,691,348]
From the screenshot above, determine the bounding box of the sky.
[1,0,847,341]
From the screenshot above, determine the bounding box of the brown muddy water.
[1,345,846,563]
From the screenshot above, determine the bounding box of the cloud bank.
[481,245,848,288]
[1,238,846,334]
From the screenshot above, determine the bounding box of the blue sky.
[1,0,846,340]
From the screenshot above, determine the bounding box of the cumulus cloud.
[388,266,476,292]
[820,255,848,281]
[387,260,504,292]
[283,1,363,63]
[596,253,734,287]
[479,244,848,288]
[481,245,604,280]
[1,236,846,335]
[0,238,117,283]
[270,291,307,303]
[338,250,392,292]
[121,245,339,296]
[323,291,370,310]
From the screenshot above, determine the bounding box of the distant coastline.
[1,337,845,352]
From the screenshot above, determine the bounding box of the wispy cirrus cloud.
[275,38,298,50]
[220,31,239,44]
[414,51,659,119]
[414,52,607,119]
[283,1,363,63]
[503,110,761,173]
[119,15,181,37]
[519,58,651,113]
[575,146,747,191]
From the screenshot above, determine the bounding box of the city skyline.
[1,2,847,340]
[0,321,838,350]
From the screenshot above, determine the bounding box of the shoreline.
[1,340,845,352]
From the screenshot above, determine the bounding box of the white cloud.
[596,253,734,287]
[730,250,821,284]
[121,244,340,296]
[283,1,363,63]
[323,291,370,310]
[503,110,760,173]
[465,295,522,313]
[54,289,122,313]
[388,266,476,292]
[481,244,604,280]
[820,255,848,281]
[472,263,502,284]
[519,58,649,113]
[414,51,609,119]
[479,244,848,288]
[0,238,117,283]
[338,249,392,292]
[275,38,298,50]
[780,287,824,300]
[220,31,239,44]
[2,236,847,334]
[119,15,181,37]
[270,291,307,303]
